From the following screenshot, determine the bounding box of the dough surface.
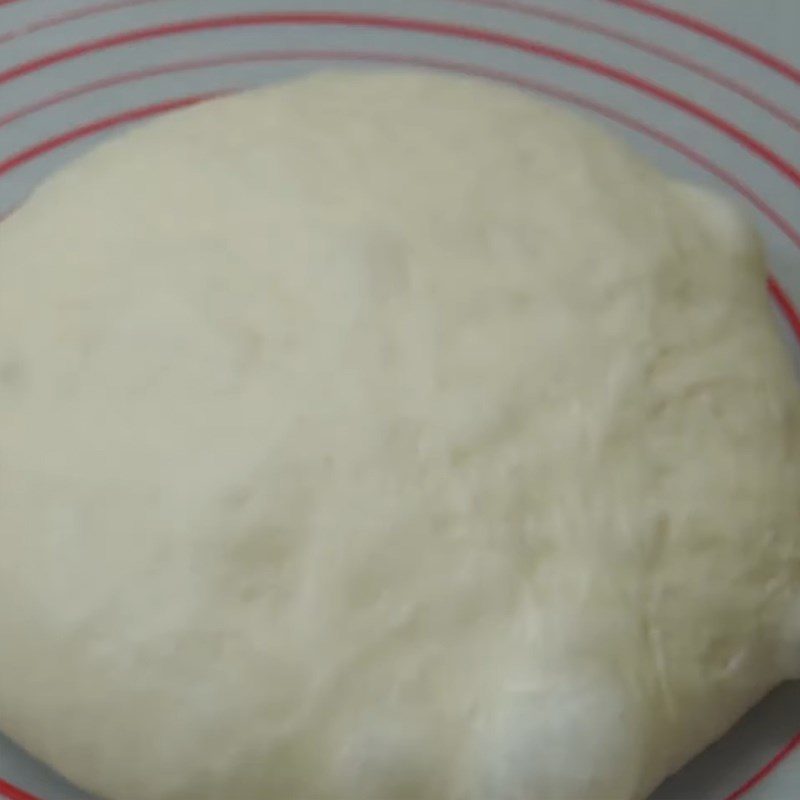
[0,71,798,800]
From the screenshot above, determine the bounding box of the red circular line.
[722,733,800,800]
[0,0,162,47]
[603,0,800,86]
[0,13,798,189]
[1,0,798,134]
[0,777,40,800]
[0,93,215,176]
[454,0,800,132]
[564,95,800,252]
[0,58,231,128]
[769,277,800,344]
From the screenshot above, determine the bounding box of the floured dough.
[0,71,797,800]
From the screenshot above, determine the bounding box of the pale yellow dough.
[0,71,798,800]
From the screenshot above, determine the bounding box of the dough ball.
[0,71,797,800]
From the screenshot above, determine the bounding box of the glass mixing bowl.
[0,2,798,799]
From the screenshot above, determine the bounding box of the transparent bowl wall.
[0,2,798,800]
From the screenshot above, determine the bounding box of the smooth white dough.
[0,71,798,800]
